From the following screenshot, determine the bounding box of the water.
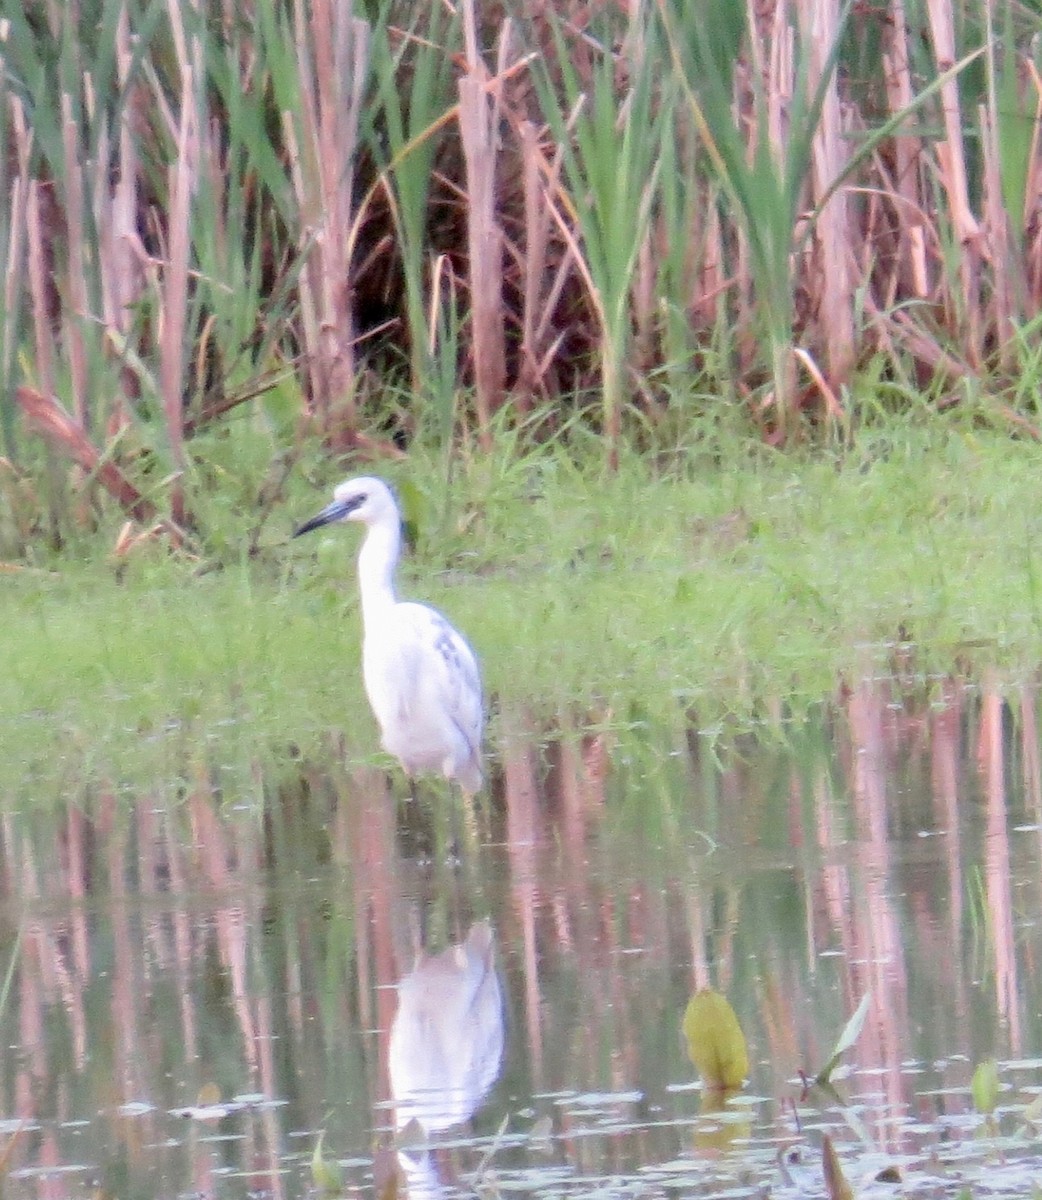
[3,676,1042,1198]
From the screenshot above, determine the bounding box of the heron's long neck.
[356,515,400,624]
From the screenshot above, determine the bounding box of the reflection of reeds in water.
[0,684,1040,1185]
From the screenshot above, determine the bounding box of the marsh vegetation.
[4,7,1042,1192]
[4,1,1042,746]
[3,0,1042,538]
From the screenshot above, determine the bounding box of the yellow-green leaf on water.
[971,1058,1000,1115]
[311,1131,344,1195]
[815,991,871,1085]
[682,988,748,1090]
[1021,1093,1042,1128]
[821,1134,854,1200]
[693,1087,752,1154]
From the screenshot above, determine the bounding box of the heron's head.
[294,476,398,537]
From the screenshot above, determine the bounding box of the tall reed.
[538,5,667,468]
[657,0,853,430]
[368,4,458,403]
[458,0,508,450]
[283,0,370,446]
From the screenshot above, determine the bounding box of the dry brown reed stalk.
[60,94,90,430]
[286,0,369,449]
[879,0,930,302]
[15,386,158,523]
[96,4,148,432]
[516,119,573,406]
[632,220,656,377]
[748,0,788,157]
[426,251,452,345]
[26,181,58,403]
[694,195,725,329]
[924,0,983,365]
[458,0,508,448]
[1020,60,1042,308]
[159,69,195,529]
[860,153,919,312]
[804,0,854,392]
[884,305,970,382]
[980,99,1013,359]
[793,347,843,420]
[980,6,1034,364]
[110,518,201,562]
[8,89,47,403]
[3,174,28,393]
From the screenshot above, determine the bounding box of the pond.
[2,674,1041,1198]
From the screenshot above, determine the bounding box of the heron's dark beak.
[293,512,330,537]
[294,500,344,537]
[293,494,365,537]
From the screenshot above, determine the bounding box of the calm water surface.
[3,677,1042,1198]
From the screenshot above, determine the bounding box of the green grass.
[5,421,1042,790]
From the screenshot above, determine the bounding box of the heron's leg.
[395,775,436,863]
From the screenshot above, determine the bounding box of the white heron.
[293,477,483,796]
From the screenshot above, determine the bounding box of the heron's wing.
[398,602,483,752]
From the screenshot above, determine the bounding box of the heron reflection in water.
[388,919,504,1135]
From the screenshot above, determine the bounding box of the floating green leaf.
[815,991,871,1085]
[1021,1093,1042,1130]
[682,988,748,1090]
[971,1058,1000,1116]
[311,1131,344,1195]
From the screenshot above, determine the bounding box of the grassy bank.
[5,424,1042,787]
[4,0,1042,798]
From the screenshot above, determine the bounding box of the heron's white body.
[296,478,483,794]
